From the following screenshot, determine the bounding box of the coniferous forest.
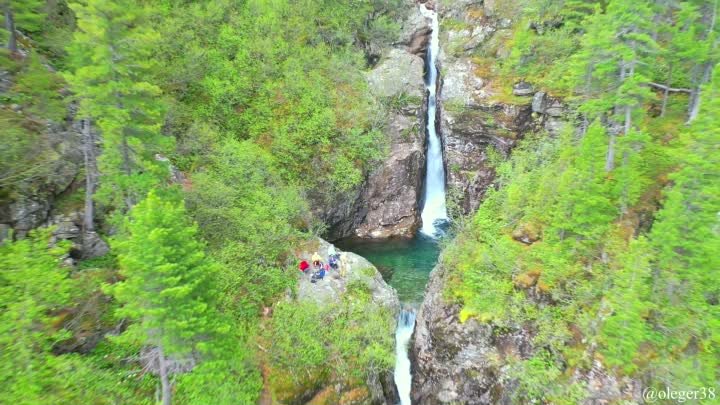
[0,1,718,405]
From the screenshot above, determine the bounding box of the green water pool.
[335,234,441,304]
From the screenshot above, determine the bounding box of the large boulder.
[296,238,400,314]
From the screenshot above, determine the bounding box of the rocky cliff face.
[436,0,565,216]
[411,263,641,405]
[322,3,432,240]
[411,264,532,405]
[0,103,109,259]
[357,47,427,239]
[408,2,643,404]
[0,116,82,240]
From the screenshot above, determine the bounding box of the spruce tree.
[65,0,172,215]
[649,69,720,386]
[111,190,220,405]
[2,0,45,51]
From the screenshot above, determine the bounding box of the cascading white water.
[420,5,448,237]
[394,309,416,405]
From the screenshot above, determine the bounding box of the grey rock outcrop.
[411,264,533,404]
[512,81,534,96]
[412,263,641,404]
[0,118,83,240]
[296,238,400,314]
[357,46,427,239]
[0,100,110,258]
[293,238,400,405]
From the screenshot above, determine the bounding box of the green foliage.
[264,287,395,393]
[156,0,388,193]
[0,109,56,191]
[1,0,46,37]
[12,53,66,121]
[65,0,173,214]
[0,229,72,402]
[0,230,160,404]
[110,190,263,403]
[444,9,720,397]
[110,190,220,356]
[646,69,720,387]
[186,139,303,320]
[0,50,66,194]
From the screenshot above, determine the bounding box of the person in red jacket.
[298,260,310,273]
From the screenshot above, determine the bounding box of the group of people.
[298,245,348,283]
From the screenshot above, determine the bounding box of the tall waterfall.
[420,6,447,237]
[394,309,416,405]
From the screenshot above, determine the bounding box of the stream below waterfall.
[335,233,440,405]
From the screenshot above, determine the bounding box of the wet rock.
[512,81,534,96]
[312,187,366,241]
[322,42,427,240]
[356,112,424,239]
[406,26,432,56]
[357,46,426,238]
[398,2,433,57]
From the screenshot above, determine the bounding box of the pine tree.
[649,68,720,386]
[2,0,45,52]
[686,0,719,122]
[111,190,220,405]
[65,0,172,216]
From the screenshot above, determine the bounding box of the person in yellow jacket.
[311,252,322,269]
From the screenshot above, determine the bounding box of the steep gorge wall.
[320,2,433,240]
[0,101,109,259]
[437,0,566,216]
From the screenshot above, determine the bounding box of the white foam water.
[419,5,448,237]
[394,309,416,405]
